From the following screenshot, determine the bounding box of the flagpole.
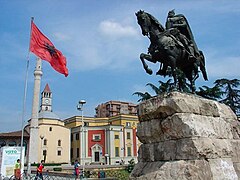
[20,17,34,176]
[19,53,30,171]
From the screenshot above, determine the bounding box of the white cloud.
[52,19,143,73]
[99,20,138,39]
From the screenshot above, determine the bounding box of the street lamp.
[77,100,86,178]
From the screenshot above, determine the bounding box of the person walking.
[74,160,80,180]
[14,159,21,180]
[35,160,44,180]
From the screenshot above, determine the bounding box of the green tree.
[164,67,191,92]
[196,85,223,100]
[146,79,174,95]
[133,79,174,102]
[132,92,152,102]
[175,68,191,93]
[214,78,240,115]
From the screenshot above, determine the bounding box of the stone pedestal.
[130,92,240,180]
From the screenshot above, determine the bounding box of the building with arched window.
[25,84,70,164]
[0,84,140,165]
[64,114,140,165]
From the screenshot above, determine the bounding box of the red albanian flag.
[30,21,68,77]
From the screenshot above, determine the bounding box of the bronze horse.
[136,10,208,92]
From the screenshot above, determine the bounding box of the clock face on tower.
[45,99,49,104]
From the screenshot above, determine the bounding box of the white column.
[109,128,114,164]
[28,57,42,171]
[105,128,111,164]
[81,113,85,166]
[84,127,88,161]
[120,128,124,158]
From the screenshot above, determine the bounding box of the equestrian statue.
[135,10,208,92]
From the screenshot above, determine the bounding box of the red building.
[64,114,140,165]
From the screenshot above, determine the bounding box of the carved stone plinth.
[130,92,240,180]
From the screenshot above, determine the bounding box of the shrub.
[53,167,62,171]
[126,158,135,173]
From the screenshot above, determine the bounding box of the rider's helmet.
[168,9,175,17]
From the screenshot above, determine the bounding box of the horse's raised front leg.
[140,53,155,75]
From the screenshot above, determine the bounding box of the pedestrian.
[14,159,21,180]
[74,159,80,180]
[35,160,45,180]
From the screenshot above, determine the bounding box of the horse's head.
[136,10,152,36]
[136,10,165,37]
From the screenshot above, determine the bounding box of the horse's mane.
[146,12,165,32]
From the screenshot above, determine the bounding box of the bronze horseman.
[136,10,208,92]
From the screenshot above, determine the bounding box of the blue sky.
[0,0,239,132]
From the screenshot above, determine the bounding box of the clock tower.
[40,83,52,112]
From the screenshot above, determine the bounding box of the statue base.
[130,92,240,180]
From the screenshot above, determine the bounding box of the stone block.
[208,158,238,180]
[231,140,240,162]
[130,160,212,180]
[176,138,233,160]
[233,162,240,178]
[139,138,232,162]
[138,92,221,121]
[161,114,233,140]
[137,119,163,143]
[132,92,240,179]
[154,140,176,161]
[137,113,233,144]
[231,121,240,139]
[215,102,237,121]
[138,143,154,162]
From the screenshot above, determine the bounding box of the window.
[115,147,119,157]
[77,148,79,158]
[49,127,52,131]
[127,132,131,139]
[93,134,101,141]
[0,140,6,147]
[8,141,16,146]
[76,133,79,140]
[58,140,61,146]
[127,147,131,156]
[71,134,73,142]
[126,122,131,127]
[71,148,73,159]
[57,150,61,156]
[43,150,47,156]
[43,139,47,146]
[115,134,119,139]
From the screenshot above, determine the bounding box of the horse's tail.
[199,51,208,81]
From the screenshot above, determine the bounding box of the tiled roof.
[43,83,51,92]
[0,130,29,138]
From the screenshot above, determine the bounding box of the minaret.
[28,57,42,169]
